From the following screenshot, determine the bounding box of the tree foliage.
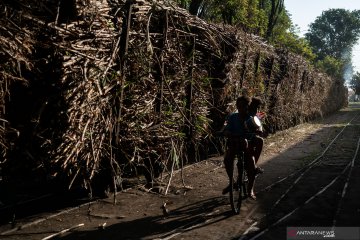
[305,9,360,82]
[305,9,360,62]
[264,0,284,39]
[275,29,316,61]
[176,0,283,38]
[350,72,360,95]
[315,56,344,80]
[174,0,315,62]
[200,0,268,32]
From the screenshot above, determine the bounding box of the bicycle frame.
[229,151,247,214]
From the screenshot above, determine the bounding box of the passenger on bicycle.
[242,97,266,199]
[247,97,265,175]
[222,96,257,198]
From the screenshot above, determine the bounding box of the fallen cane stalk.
[41,223,85,240]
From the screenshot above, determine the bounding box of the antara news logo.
[287,227,336,239]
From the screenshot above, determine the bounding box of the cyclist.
[222,96,257,198]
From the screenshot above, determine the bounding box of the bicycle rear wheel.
[229,154,245,214]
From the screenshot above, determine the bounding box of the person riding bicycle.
[222,96,257,198]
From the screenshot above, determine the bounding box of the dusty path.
[1,103,360,240]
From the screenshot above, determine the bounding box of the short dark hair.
[249,97,263,110]
[236,96,251,106]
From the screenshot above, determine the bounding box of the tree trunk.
[266,0,284,40]
[189,0,203,16]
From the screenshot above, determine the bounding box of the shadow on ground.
[56,197,231,240]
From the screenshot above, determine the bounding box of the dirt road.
[1,103,360,240]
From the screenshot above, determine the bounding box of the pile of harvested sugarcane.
[0,1,37,164]
[0,0,347,195]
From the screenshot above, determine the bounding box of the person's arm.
[256,111,266,120]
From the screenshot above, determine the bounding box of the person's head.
[236,96,251,115]
[249,97,263,115]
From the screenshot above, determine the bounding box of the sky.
[284,0,360,74]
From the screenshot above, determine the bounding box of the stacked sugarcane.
[0,0,347,195]
[0,2,37,170]
[37,0,238,192]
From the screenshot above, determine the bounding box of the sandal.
[248,193,257,200]
[255,167,264,175]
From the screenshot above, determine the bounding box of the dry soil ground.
[1,103,360,240]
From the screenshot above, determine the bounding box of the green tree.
[244,0,268,35]
[175,0,314,61]
[305,9,360,62]
[275,29,316,61]
[177,0,190,9]
[315,56,344,80]
[207,0,253,26]
[350,72,360,95]
[264,0,284,40]
[175,0,287,39]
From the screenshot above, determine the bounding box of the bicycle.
[218,129,249,214]
[229,150,248,214]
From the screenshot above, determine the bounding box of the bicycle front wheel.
[229,155,245,214]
